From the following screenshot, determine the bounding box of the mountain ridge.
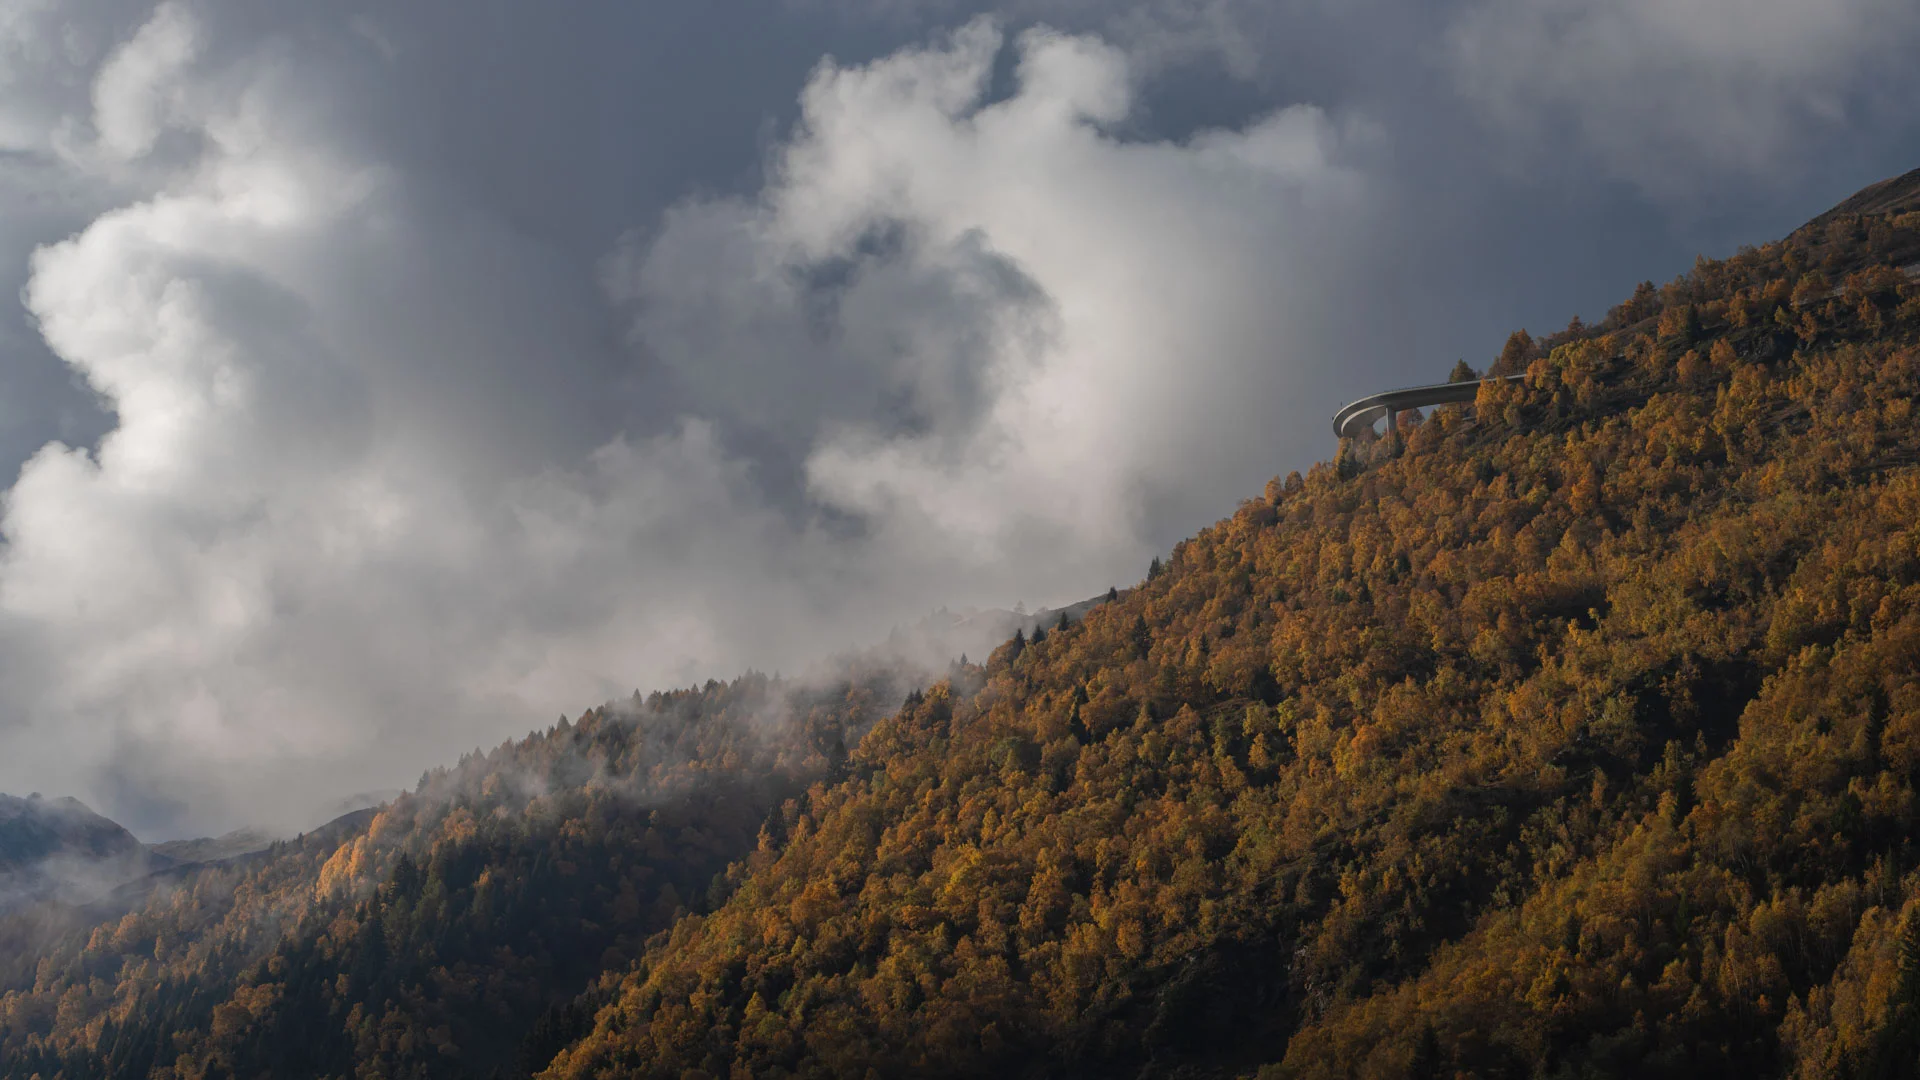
[0,794,158,911]
[1807,166,1920,227]
[4,169,1920,1078]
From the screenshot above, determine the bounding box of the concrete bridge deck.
[1332,374,1526,441]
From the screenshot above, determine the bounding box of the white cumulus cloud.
[621,17,1373,577]
[0,10,1376,836]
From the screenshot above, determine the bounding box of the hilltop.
[0,795,155,911]
[1807,166,1920,227]
[4,171,1920,1079]
[0,790,414,917]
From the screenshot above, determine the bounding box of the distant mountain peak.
[0,791,155,911]
[0,793,142,867]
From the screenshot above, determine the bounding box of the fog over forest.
[0,0,1916,837]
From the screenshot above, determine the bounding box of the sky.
[0,0,1916,838]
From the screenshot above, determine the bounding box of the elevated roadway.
[1332,374,1526,441]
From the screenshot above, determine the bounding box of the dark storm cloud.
[0,0,1914,838]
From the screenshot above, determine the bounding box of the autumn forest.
[6,170,1920,1080]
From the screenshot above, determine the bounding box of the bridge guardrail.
[1332,374,1527,441]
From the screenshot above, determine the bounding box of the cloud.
[787,0,1332,80]
[85,0,198,161]
[0,0,1916,839]
[0,0,152,154]
[620,17,1374,570]
[0,8,1377,837]
[1444,0,1920,197]
[823,0,1920,202]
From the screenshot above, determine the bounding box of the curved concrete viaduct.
[1332,374,1526,441]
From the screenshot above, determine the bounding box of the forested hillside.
[538,173,1920,1079]
[5,172,1920,1079]
[0,669,908,1078]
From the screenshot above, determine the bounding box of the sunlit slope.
[3,178,1919,1080]
[540,194,1920,1078]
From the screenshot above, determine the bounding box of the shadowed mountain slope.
[0,668,917,1079]
[147,829,280,869]
[0,795,159,912]
[0,796,142,872]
